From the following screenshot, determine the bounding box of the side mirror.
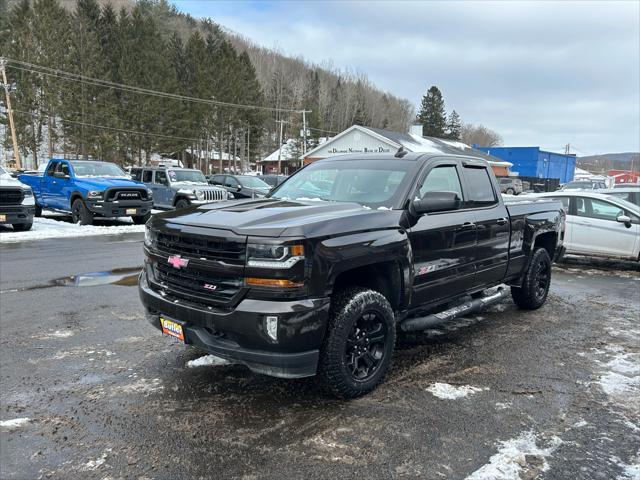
[237,184,242,191]
[617,214,632,228]
[411,191,461,215]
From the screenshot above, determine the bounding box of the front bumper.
[0,205,35,225]
[86,199,153,217]
[138,273,330,378]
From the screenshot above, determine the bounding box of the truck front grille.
[154,262,243,306]
[202,189,225,202]
[0,188,24,205]
[155,232,245,265]
[105,188,148,201]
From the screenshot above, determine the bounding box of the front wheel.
[505,188,515,195]
[511,247,551,310]
[12,223,32,232]
[71,198,93,225]
[318,287,396,399]
[175,198,190,210]
[132,212,151,225]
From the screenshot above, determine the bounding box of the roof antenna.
[395,146,408,158]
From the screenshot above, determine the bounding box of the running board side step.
[400,286,510,332]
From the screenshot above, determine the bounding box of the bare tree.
[460,123,503,147]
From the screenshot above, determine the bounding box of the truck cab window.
[46,162,58,176]
[143,170,153,183]
[130,168,142,181]
[155,171,168,185]
[418,165,463,200]
[463,167,496,204]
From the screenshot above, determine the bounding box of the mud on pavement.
[1,257,639,479]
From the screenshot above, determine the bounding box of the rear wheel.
[511,247,551,310]
[71,198,93,225]
[175,198,190,210]
[132,212,151,225]
[12,223,32,232]
[318,287,395,399]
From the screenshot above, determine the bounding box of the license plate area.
[126,208,137,215]
[160,317,185,343]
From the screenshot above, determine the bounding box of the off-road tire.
[71,198,93,225]
[511,247,551,310]
[318,287,395,399]
[12,223,32,232]
[175,198,190,210]
[132,212,151,225]
[34,203,42,217]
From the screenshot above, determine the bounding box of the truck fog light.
[265,316,278,341]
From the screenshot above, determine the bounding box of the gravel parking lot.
[1,236,638,479]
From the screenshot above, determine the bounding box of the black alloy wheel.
[511,247,551,309]
[344,312,388,381]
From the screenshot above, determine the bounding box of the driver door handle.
[496,217,508,225]
[456,221,476,232]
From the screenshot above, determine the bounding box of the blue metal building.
[475,147,576,183]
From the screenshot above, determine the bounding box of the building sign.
[328,146,391,154]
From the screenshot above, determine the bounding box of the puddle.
[1,267,141,293]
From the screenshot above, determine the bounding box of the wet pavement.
[1,237,639,479]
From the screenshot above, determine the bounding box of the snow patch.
[0,217,145,243]
[465,431,562,480]
[377,206,392,210]
[0,417,30,430]
[36,330,74,339]
[81,448,112,471]
[186,355,230,368]
[115,378,163,395]
[426,382,488,400]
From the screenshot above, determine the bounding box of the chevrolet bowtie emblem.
[167,255,189,269]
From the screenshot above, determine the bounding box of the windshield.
[269,159,414,208]
[239,176,270,189]
[563,182,592,190]
[168,170,207,183]
[70,161,126,178]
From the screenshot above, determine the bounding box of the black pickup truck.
[139,153,564,398]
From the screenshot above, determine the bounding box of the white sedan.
[524,191,640,261]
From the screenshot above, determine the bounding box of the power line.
[12,109,201,143]
[5,58,305,114]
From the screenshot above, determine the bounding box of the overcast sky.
[173,0,639,156]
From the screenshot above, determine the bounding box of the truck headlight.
[146,188,153,198]
[144,226,156,247]
[195,190,205,200]
[246,243,304,269]
[226,191,234,200]
[87,190,103,199]
[23,188,33,197]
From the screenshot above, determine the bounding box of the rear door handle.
[496,217,508,225]
[456,222,476,232]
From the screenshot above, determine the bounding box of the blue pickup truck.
[19,159,153,225]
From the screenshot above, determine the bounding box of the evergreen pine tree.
[416,85,446,137]
[445,110,462,140]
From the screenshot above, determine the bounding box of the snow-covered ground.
[0,216,146,243]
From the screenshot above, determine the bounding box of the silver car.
[132,167,230,210]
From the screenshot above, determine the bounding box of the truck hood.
[73,177,144,190]
[0,172,29,188]
[153,198,403,238]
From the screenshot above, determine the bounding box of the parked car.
[560,180,607,190]
[140,152,564,398]
[258,174,288,188]
[498,177,523,195]
[526,191,639,261]
[131,166,229,210]
[19,159,153,225]
[208,174,271,198]
[0,165,35,231]
[596,186,640,207]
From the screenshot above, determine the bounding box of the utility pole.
[300,110,311,168]
[276,119,285,175]
[0,58,21,169]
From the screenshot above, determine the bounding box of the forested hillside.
[0,0,413,168]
